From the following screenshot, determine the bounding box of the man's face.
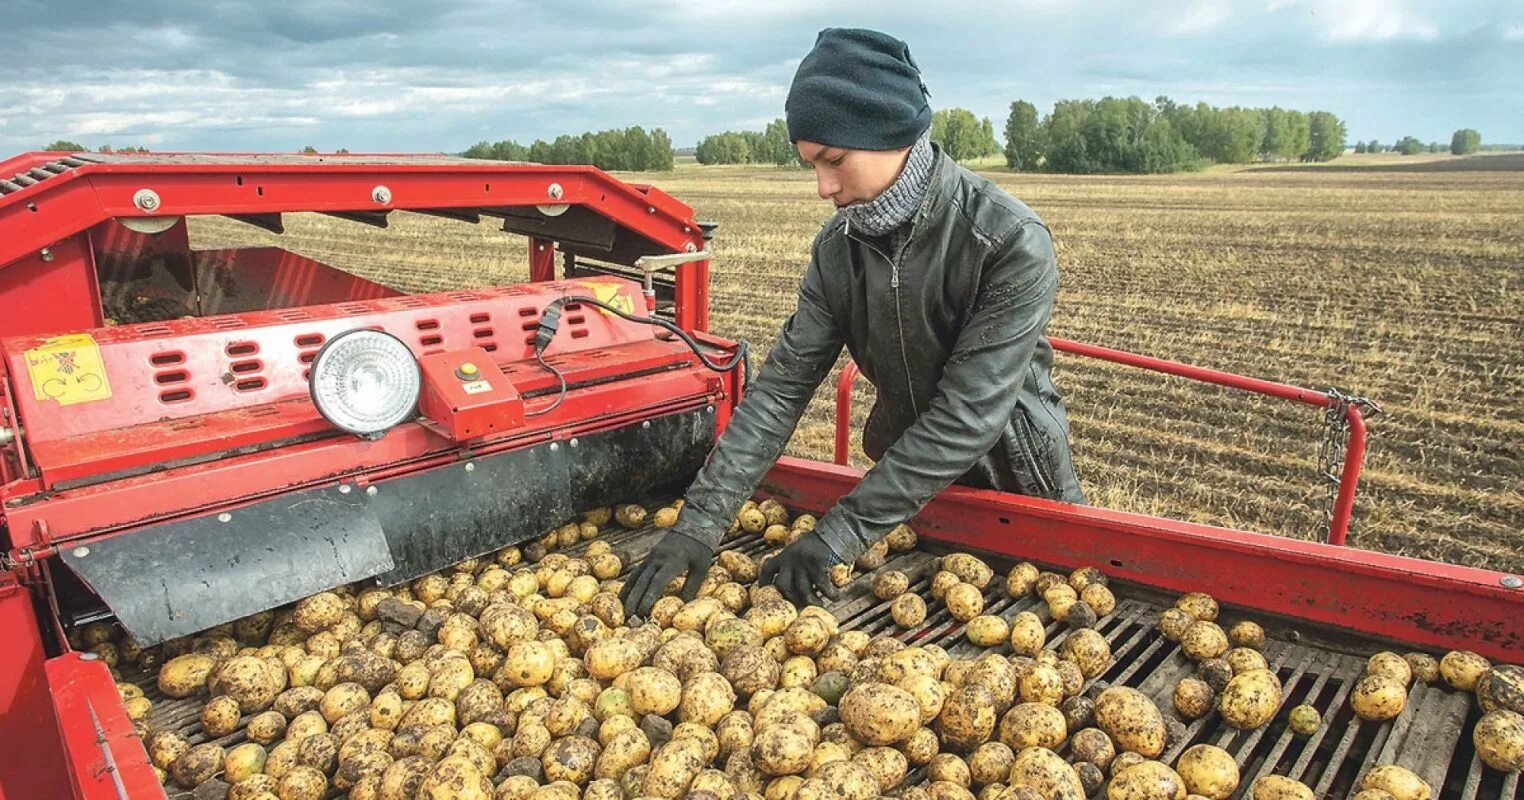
[796,140,912,209]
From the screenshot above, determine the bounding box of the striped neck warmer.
[842,129,934,237]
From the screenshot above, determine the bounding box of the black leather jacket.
[675,145,1084,562]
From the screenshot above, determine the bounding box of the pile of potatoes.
[85,496,1520,800]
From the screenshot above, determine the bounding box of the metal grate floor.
[123,520,1518,800]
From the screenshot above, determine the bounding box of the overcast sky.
[3,0,1520,155]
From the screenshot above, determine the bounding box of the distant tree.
[1367,140,1382,153]
[1040,96,1196,174]
[1303,112,1346,161]
[1003,100,1043,170]
[1427,142,1441,153]
[43,140,85,152]
[978,117,999,158]
[760,118,796,166]
[337,148,350,154]
[1354,141,1368,154]
[1450,128,1481,155]
[647,129,675,170]
[1394,136,1424,155]
[931,108,986,162]
[300,145,318,154]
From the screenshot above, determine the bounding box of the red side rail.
[760,456,1524,662]
[833,337,1374,546]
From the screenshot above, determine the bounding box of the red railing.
[833,336,1374,546]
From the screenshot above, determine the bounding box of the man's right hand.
[618,531,714,618]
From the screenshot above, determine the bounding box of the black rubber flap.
[367,406,715,585]
[61,487,393,645]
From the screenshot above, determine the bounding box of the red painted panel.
[0,578,74,800]
[44,652,163,800]
[0,234,101,339]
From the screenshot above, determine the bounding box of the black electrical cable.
[523,295,751,418]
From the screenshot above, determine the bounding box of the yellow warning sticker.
[24,334,113,406]
[581,281,635,317]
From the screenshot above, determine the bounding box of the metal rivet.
[72,546,90,558]
[133,188,160,212]
[569,438,579,448]
[80,652,99,661]
[683,226,691,234]
[684,242,697,253]
[641,420,651,429]
[706,405,714,413]
[549,442,560,452]
[648,206,656,214]
[366,486,378,496]
[1503,575,1523,589]
[465,463,476,472]
[371,185,392,205]
[547,183,564,200]
[39,247,54,262]
[339,484,352,494]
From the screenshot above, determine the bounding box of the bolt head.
[218,512,232,522]
[72,546,90,558]
[465,462,476,472]
[371,185,392,205]
[39,247,54,262]
[366,485,378,496]
[547,183,564,200]
[132,189,161,212]
[1504,576,1523,589]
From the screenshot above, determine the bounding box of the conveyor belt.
[122,519,1518,800]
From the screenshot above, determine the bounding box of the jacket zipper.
[889,257,920,416]
[1017,415,1056,497]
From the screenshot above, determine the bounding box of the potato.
[927,752,971,785]
[320,682,371,723]
[1287,704,1320,735]
[147,730,191,770]
[892,594,928,628]
[1019,665,1065,707]
[1360,765,1431,800]
[293,592,345,633]
[965,616,1010,647]
[870,570,909,601]
[229,774,280,800]
[221,742,268,785]
[627,666,683,716]
[1217,669,1282,730]
[1175,592,1218,622]
[417,756,490,800]
[1473,709,1524,772]
[1007,746,1085,800]
[1060,628,1112,678]
[840,683,921,746]
[942,554,994,588]
[1250,775,1315,800]
[1196,658,1233,693]
[755,725,815,777]
[1225,647,1269,675]
[1081,584,1117,617]
[1006,563,1040,597]
[680,671,737,726]
[1094,687,1167,757]
[1350,675,1407,722]
[1173,677,1215,720]
[583,637,643,681]
[218,654,281,711]
[1404,652,1440,684]
[997,702,1067,750]
[1478,664,1524,714]
[722,645,781,696]
[1176,744,1238,800]
[122,695,152,722]
[931,571,962,601]
[595,728,652,780]
[172,742,225,788]
[1365,652,1412,686]
[614,504,648,528]
[1180,621,1229,662]
[1157,608,1195,642]
[851,746,908,792]
[1439,650,1489,691]
[785,617,831,656]
[1227,620,1266,649]
[1107,760,1187,800]
[159,653,218,698]
[936,684,998,752]
[1070,727,1116,768]
[541,735,600,784]
[202,694,243,737]
[503,641,555,687]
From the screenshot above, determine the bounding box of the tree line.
[1353,129,1482,156]
[695,110,1002,166]
[1003,97,1349,173]
[461,127,674,172]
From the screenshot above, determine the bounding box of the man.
[620,27,1084,615]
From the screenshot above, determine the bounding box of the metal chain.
[1317,387,1381,533]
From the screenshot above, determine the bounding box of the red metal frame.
[760,456,1523,663]
[834,337,1372,546]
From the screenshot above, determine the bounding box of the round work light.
[309,329,420,439]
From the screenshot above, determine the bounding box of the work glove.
[619,531,714,618]
[758,531,842,609]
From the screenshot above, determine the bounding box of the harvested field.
[188,155,1524,573]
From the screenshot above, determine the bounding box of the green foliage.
[1003,101,1042,170]
[42,140,85,152]
[694,119,795,166]
[1304,112,1347,162]
[1395,136,1425,156]
[1354,141,1368,154]
[1450,128,1481,155]
[1367,140,1383,153]
[300,145,318,154]
[1041,97,1198,174]
[930,108,991,162]
[464,127,673,171]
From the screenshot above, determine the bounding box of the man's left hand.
[758,531,842,608]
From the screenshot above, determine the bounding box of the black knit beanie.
[786,28,932,151]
